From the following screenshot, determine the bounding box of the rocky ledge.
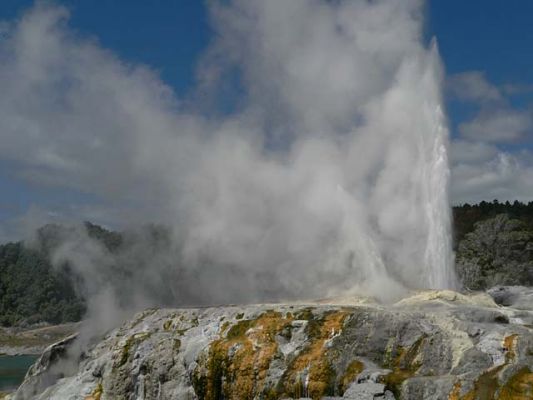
[12,287,533,399]
[0,323,79,356]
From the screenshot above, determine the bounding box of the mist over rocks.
[3,203,533,334]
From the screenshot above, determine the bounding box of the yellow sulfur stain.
[498,367,533,400]
[284,310,350,399]
[196,311,294,400]
[460,334,525,400]
[448,381,462,400]
[380,335,426,397]
[84,383,103,400]
[194,309,350,400]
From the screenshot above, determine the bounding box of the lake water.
[0,355,38,391]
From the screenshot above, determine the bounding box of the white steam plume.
[0,0,456,318]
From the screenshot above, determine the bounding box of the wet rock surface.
[12,288,533,399]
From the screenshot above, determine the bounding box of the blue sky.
[429,1,533,139]
[1,0,533,239]
[0,0,210,230]
[430,1,533,81]
[1,0,210,94]
[2,1,530,130]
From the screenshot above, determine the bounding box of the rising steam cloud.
[0,0,456,322]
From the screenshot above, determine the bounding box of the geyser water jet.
[424,104,456,290]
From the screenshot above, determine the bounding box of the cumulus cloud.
[449,139,498,165]
[502,83,533,96]
[450,134,533,204]
[458,108,532,142]
[447,70,533,203]
[448,71,502,103]
[447,70,533,142]
[0,0,455,324]
[448,71,532,143]
[451,150,533,204]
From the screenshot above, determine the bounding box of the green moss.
[460,334,521,400]
[283,311,349,400]
[288,378,306,399]
[283,360,337,400]
[235,313,244,320]
[294,307,315,321]
[191,316,199,327]
[192,368,208,400]
[293,308,324,340]
[461,365,504,400]
[130,309,156,328]
[381,336,425,397]
[193,311,294,400]
[192,310,351,400]
[220,321,230,335]
[163,319,172,331]
[339,360,364,394]
[308,359,336,399]
[226,319,253,339]
[206,343,226,400]
[278,325,293,341]
[263,387,280,400]
[117,332,151,368]
[498,367,533,399]
[192,344,226,400]
[118,337,133,367]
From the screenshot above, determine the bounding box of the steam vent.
[13,287,533,399]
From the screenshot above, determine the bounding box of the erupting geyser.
[181,1,459,300]
[0,0,457,309]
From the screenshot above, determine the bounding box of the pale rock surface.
[13,288,533,399]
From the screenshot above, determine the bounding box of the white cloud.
[449,139,498,164]
[502,83,533,96]
[447,71,502,103]
[458,108,532,142]
[447,71,533,202]
[451,150,533,204]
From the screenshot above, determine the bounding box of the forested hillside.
[1,201,533,327]
[0,222,174,327]
[0,241,85,327]
[0,221,122,327]
[453,200,533,245]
